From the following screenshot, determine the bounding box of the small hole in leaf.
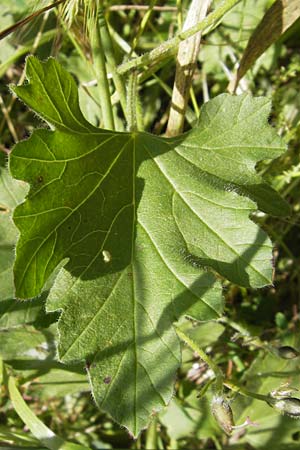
[102,250,111,263]
[37,175,43,183]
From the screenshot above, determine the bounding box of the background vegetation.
[0,1,300,449]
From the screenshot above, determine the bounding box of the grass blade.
[8,376,90,450]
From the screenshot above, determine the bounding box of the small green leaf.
[9,56,286,436]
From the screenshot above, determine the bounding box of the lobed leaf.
[9,56,287,436]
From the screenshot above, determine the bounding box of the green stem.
[211,436,222,450]
[145,416,158,449]
[0,356,4,385]
[89,10,115,130]
[175,326,223,393]
[224,380,272,402]
[59,16,106,124]
[127,70,140,131]
[190,86,200,118]
[98,5,127,118]
[131,0,158,55]
[176,0,183,29]
[117,0,241,74]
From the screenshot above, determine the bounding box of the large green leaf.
[9,56,286,436]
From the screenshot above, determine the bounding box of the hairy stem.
[127,70,140,132]
[117,0,241,75]
[176,326,223,393]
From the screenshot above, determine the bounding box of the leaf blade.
[9,56,287,435]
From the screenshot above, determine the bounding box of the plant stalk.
[109,5,177,12]
[98,5,127,119]
[127,70,141,131]
[224,380,272,402]
[88,8,115,130]
[166,0,210,136]
[145,416,158,449]
[131,0,158,55]
[176,326,224,393]
[117,0,241,75]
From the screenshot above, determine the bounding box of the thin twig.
[0,0,66,41]
[131,0,158,56]
[0,95,18,143]
[109,5,177,12]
